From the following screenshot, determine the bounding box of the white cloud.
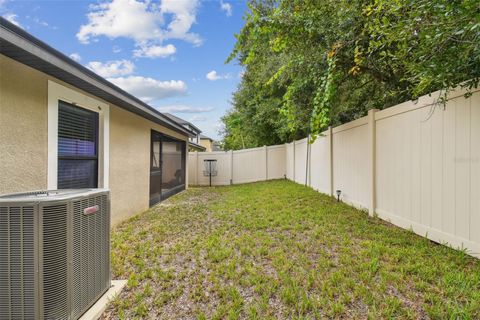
[156,104,214,113]
[220,1,232,17]
[86,59,135,77]
[206,70,230,81]
[32,16,57,29]
[189,115,206,122]
[77,0,162,44]
[34,17,48,27]
[3,13,23,28]
[77,0,202,54]
[133,43,176,58]
[160,0,202,46]
[112,45,122,53]
[69,53,82,62]
[108,76,187,102]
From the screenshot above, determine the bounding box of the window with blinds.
[57,101,99,189]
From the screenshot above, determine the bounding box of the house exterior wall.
[0,54,49,193]
[0,54,188,226]
[200,138,213,152]
[109,106,187,225]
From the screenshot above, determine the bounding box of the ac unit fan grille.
[0,206,35,320]
[43,204,69,320]
[72,195,110,319]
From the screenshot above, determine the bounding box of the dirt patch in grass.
[102,180,480,319]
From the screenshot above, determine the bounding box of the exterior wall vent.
[0,189,110,320]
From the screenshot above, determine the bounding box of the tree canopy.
[221,0,479,150]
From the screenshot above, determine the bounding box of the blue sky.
[1,0,247,140]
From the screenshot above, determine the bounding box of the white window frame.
[47,80,109,189]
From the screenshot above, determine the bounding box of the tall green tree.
[222,0,479,150]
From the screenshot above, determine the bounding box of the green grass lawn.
[103,180,480,319]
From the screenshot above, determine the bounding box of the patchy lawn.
[103,180,480,319]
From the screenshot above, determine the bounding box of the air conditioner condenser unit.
[0,189,111,320]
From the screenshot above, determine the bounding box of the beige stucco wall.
[0,54,188,226]
[0,54,49,193]
[109,106,187,225]
[200,138,213,152]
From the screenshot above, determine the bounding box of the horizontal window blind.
[57,101,99,189]
[58,102,98,157]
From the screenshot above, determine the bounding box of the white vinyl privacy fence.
[189,87,480,258]
[188,145,286,186]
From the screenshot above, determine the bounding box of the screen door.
[149,131,186,206]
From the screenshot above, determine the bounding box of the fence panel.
[471,92,480,245]
[232,147,266,184]
[188,153,196,185]
[286,142,294,180]
[309,132,330,194]
[294,138,308,185]
[375,89,480,255]
[196,152,231,185]
[332,118,370,209]
[267,145,286,179]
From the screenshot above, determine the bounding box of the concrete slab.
[79,280,127,320]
